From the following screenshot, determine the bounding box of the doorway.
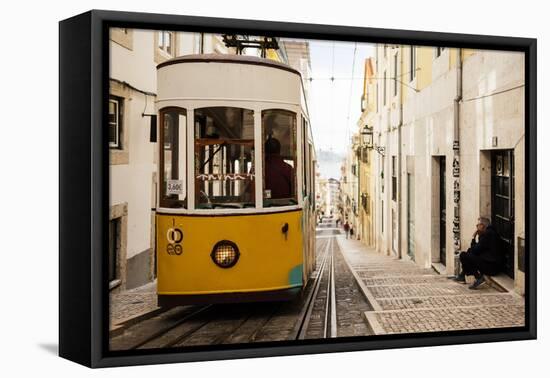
[491,150,515,278]
[439,157,446,266]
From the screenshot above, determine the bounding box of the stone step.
[363,275,468,286]
[363,303,525,335]
[376,293,522,311]
[367,281,501,299]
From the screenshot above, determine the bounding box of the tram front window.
[262,110,297,207]
[194,107,255,209]
[160,108,187,208]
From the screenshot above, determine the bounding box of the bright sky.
[307,40,374,155]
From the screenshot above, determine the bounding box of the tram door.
[491,150,515,278]
[439,157,446,266]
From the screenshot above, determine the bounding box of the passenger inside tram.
[264,136,295,203]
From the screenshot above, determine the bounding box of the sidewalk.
[109,281,159,330]
[336,236,525,335]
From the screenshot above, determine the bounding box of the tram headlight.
[211,240,240,268]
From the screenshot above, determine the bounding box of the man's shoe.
[448,273,466,283]
[469,276,486,290]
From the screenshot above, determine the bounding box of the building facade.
[358,45,525,294]
[340,150,359,238]
[356,58,377,247]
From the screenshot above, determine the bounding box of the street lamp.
[360,125,385,156]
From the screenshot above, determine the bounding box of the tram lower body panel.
[156,209,307,306]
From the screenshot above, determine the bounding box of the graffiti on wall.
[452,141,461,251]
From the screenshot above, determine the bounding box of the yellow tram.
[155,54,316,306]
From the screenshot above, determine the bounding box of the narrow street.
[109,217,524,350]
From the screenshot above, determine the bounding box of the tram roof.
[157,53,301,77]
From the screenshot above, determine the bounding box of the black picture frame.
[59,9,537,368]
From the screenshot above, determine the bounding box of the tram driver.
[264,136,294,199]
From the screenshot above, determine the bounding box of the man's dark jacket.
[469,225,505,266]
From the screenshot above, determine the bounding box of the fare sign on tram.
[167,179,184,195]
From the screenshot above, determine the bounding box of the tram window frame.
[193,107,256,210]
[308,143,314,209]
[262,109,298,207]
[159,107,188,209]
[302,116,308,199]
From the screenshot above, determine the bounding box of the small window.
[195,33,203,54]
[383,71,387,106]
[410,46,416,82]
[109,218,120,284]
[108,97,122,149]
[435,46,444,58]
[160,108,187,208]
[376,83,379,112]
[158,31,174,56]
[262,109,298,207]
[361,193,370,214]
[381,200,384,233]
[195,107,255,209]
[392,156,397,201]
[393,53,398,96]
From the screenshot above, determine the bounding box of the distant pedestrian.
[349,225,354,239]
[344,221,350,239]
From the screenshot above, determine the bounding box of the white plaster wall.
[385,60,457,269]
[109,93,156,259]
[110,29,156,93]
[460,50,525,291]
[109,30,158,259]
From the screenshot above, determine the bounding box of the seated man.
[453,217,505,289]
[264,137,294,200]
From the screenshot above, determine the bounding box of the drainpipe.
[452,49,463,275]
[397,47,403,259]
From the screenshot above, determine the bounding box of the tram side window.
[160,108,187,208]
[309,143,315,209]
[262,109,297,207]
[194,107,255,209]
[302,116,308,198]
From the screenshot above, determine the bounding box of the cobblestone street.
[110,281,159,331]
[337,236,526,335]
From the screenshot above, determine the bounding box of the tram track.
[295,236,338,340]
